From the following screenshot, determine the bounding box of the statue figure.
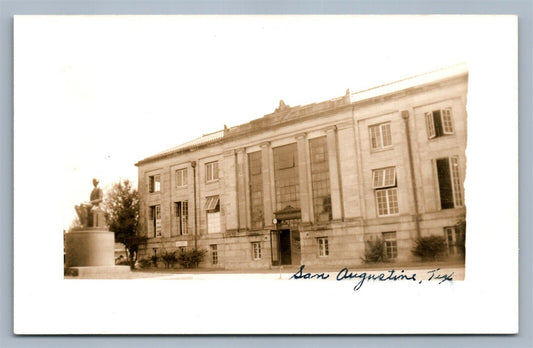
[75,178,105,228]
[275,99,289,112]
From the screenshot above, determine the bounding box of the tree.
[68,216,83,231]
[104,179,146,263]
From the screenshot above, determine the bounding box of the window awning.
[204,196,220,210]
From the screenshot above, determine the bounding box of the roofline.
[136,63,468,167]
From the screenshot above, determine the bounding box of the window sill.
[376,213,400,218]
[427,134,456,142]
[370,146,394,154]
[206,179,219,184]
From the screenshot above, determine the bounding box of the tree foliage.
[68,216,83,231]
[104,179,145,261]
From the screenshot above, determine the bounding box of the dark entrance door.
[270,229,292,266]
[279,229,292,265]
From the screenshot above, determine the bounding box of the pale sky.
[13,15,511,230]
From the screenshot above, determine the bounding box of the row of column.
[224,122,359,232]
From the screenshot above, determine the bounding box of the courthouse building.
[135,64,468,268]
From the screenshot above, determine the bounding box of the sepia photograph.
[14,15,517,334]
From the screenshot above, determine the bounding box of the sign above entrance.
[175,241,187,247]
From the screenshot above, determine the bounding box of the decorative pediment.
[274,205,301,221]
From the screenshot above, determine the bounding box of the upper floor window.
[148,205,161,238]
[273,143,300,212]
[248,151,264,230]
[309,136,332,222]
[436,157,464,209]
[205,161,219,183]
[205,195,221,234]
[369,122,392,150]
[372,167,399,216]
[175,168,188,188]
[425,107,454,139]
[149,175,160,193]
[174,201,188,236]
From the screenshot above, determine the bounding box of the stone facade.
[135,64,468,269]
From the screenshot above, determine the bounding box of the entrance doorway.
[270,229,292,266]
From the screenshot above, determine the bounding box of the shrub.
[150,255,160,268]
[362,238,385,263]
[137,258,152,269]
[160,250,178,269]
[177,248,207,268]
[411,235,447,261]
[116,259,130,266]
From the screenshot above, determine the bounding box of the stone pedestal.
[65,227,115,267]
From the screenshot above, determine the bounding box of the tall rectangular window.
[425,107,454,139]
[309,136,332,222]
[318,237,329,257]
[149,205,161,237]
[252,242,262,260]
[373,167,399,216]
[436,157,463,209]
[369,122,392,150]
[149,175,160,193]
[205,161,219,183]
[174,201,188,235]
[210,244,218,265]
[175,168,188,188]
[205,195,221,233]
[273,143,300,212]
[382,231,398,259]
[248,151,264,230]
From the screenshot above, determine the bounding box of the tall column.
[295,133,312,223]
[337,120,361,219]
[243,150,251,230]
[235,147,248,231]
[324,126,343,220]
[401,109,421,238]
[260,142,273,227]
[222,149,238,232]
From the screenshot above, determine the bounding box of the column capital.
[295,132,307,140]
[259,141,271,148]
[222,149,235,157]
[336,120,353,131]
[323,125,337,133]
[235,147,246,154]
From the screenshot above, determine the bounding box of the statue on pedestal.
[75,178,105,228]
